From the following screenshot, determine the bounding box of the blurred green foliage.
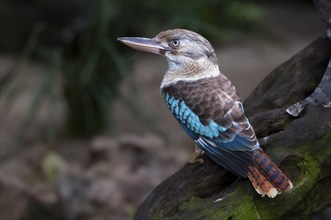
[61,0,126,135]
[1,0,265,159]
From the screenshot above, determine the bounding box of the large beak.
[117,37,166,55]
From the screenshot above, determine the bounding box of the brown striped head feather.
[155,29,220,88]
[155,29,217,64]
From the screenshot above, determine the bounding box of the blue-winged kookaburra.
[118,29,293,198]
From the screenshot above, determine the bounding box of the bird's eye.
[170,39,180,47]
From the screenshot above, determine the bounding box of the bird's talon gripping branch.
[187,157,204,165]
[187,145,204,164]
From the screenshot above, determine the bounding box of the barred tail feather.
[248,148,293,198]
[255,148,293,191]
[248,166,279,198]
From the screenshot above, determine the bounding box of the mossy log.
[134,36,331,220]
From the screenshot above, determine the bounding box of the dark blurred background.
[0,0,329,219]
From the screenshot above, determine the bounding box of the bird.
[118,29,293,198]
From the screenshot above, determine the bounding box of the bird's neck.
[160,58,221,89]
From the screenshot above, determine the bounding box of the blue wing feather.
[165,93,259,177]
[197,137,253,177]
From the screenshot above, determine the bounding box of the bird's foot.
[186,147,204,164]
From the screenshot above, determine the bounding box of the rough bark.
[134,36,331,220]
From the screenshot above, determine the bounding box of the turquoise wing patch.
[165,93,226,139]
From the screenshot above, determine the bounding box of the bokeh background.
[0,0,328,219]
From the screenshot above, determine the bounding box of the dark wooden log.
[134,36,331,220]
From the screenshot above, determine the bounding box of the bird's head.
[118,29,220,87]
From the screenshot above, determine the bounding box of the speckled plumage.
[162,74,258,177]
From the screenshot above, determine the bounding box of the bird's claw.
[187,157,204,164]
[186,147,204,164]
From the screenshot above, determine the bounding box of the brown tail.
[247,148,293,198]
